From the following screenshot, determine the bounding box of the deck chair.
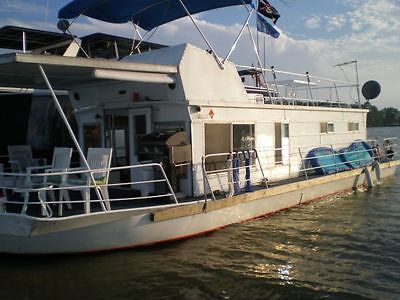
[26,147,73,216]
[0,163,8,213]
[63,148,113,214]
[8,145,40,173]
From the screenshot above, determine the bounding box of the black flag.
[258,0,280,24]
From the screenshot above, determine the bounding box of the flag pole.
[245,21,272,102]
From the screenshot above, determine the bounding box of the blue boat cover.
[338,141,373,169]
[58,0,253,30]
[306,147,349,175]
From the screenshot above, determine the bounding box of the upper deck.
[0,26,364,112]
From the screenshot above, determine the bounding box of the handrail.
[0,162,178,217]
[237,64,361,106]
[201,149,267,200]
[200,138,398,198]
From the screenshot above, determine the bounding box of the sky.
[0,0,399,109]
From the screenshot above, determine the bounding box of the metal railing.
[237,64,361,107]
[201,149,268,201]
[199,138,398,199]
[0,162,178,218]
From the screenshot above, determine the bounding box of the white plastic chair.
[0,163,8,213]
[63,148,113,214]
[26,147,73,216]
[7,145,42,173]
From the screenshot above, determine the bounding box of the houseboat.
[0,0,398,254]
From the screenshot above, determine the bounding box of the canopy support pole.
[245,23,272,102]
[38,65,107,214]
[223,8,254,64]
[176,0,224,69]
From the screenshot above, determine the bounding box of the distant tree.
[382,107,399,126]
[367,106,400,127]
[367,105,383,127]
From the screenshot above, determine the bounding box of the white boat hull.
[0,161,398,254]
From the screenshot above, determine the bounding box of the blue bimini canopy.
[58,0,253,31]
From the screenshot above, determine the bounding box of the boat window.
[320,122,328,133]
[275,123,282,164]
[233,124,255,151]
[283,123,289,138]
[348,122,359,131]
[205,124,231,171]
[320,122,334,133]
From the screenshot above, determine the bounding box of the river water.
[1,127,399,299]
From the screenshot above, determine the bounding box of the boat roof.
[0,26,71,54]
[0,52,177,90]
[0,26,166,59]
[58,0,252,30]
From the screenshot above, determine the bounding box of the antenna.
[334,60,361,106]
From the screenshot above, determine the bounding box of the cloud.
[0,0,45,14]
[305,15,321,29]
[326,14,346,32]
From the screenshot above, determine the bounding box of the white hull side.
[0,162,398,254]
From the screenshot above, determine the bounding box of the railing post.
[201,156,216,201]
[157,164,178,204]
[254,149,268,188]
[331,145,338,173]
[298,147,308,180]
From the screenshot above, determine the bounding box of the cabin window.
[233,124,255,151]
[283,123,289,138]
[205,124,231,171]
[348,122,359,131]
[275,123,282,164]
[320,122,334,133]
[204,123,255,171]
[320,122,327,133]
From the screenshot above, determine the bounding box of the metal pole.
[22,31,26,53]
[355,60,361,107]
[254,149,268,188]
[298,147,308,180]
[246,24,272,103]
[331,145,338,173]
[223,8,254,63]
[38,65,106,213]
[176,0,224,69]
[157,164,178,204]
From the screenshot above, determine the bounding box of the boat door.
[104,110,130,181]
[128,108,151,165]
[128,108,151,190]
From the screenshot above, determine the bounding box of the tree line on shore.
[367,105,400,127]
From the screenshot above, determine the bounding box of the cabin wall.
[178,45,249,103]
[189,104,368,197]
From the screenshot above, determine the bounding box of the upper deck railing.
[236,65,362,108]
